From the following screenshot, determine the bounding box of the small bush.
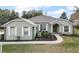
[35,31,42,38]
[41,31,49,38]
[75,26,79,29]
[16,36,21,40]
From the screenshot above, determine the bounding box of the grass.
[2,28,79,53]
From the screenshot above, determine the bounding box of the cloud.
[15,6,40,17]
[53,9,66,14]
[67,6,76,11]
[46,9,66,18]
[47,9,66,15]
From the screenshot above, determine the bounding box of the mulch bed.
[0,35,57,42]
[34,35,57,41]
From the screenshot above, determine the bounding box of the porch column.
[59,24,62,35]
[38,24,40,31]
[46,24,48,31]
[51,24,53,33]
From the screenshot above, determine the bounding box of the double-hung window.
[10,27,16,36]
[40,24,46,31]
[64,26,69,32]
[23,27,28,36]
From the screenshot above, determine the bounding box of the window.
[24,27,28,35]
[40,24,46,31]
[64,26,69,32]
[10,27,16,36]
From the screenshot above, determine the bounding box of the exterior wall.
[5,20,34,40]
[35,22,49,32]
[36,22,73,35]
[61,24,73,35]
[49,20,73,35]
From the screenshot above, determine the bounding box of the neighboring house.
[1,16,73,40]
[71,20,79,26]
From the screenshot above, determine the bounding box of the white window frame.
[40,24,46,31]
[38,24,40,31]
[8,26,17,36]
[46,24,48,31]
[22,26,30,36]
[64,26,69,32]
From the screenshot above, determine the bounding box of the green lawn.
[2,35,79,53]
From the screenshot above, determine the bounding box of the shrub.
[35,31,41,38]
[16,36,21,40]
[48,33,52,38]
[41,31,49,38]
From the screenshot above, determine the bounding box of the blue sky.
[0,6,76,19]
[0,0,78,19]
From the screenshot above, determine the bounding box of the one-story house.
[1,16,73,40]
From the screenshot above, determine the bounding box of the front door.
[53,24,59,33]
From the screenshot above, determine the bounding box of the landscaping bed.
[0,31,57,42]
[34,31,57,41]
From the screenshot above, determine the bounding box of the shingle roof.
[29,15,73,24]
[29,16,57,22]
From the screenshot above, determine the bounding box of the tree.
[0,9,19,24]
[9,10,19,20]
[22,10,26,18]
[60,12,68,19]
[22,10,43,19]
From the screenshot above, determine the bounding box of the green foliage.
[0,9,19,24]
[16,36,21,40]
[22,10,43,19]
[60,12,68,19]
[75,26,79,29]
[41,31,49,38]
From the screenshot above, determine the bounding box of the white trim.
[22,26,24,36]
[22,26,30,36]
[38,24,40,31]
[8,26,10,36]
[28,27,30,36]
[46,24,48,31]
[69,26,70,32]
[51,24,53,33]
[1,18,37,27]
[15,27,17,36]
[9,26,17,36]
[63,26,69,33]
[59,24,62,33]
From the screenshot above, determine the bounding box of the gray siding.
[5,20,34,40]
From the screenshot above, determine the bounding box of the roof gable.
[1,18,37,27]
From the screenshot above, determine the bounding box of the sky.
[0,6,77,19]
[0,0,78,19]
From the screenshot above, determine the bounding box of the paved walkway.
[0,34,63,44]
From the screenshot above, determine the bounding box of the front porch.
[36,23,62,34]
